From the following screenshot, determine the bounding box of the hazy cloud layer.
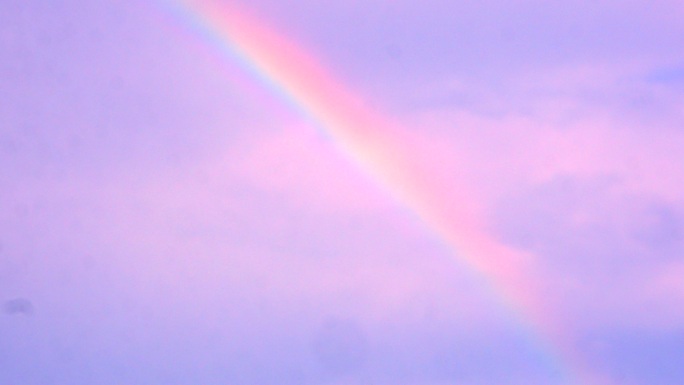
[1,0,683,384]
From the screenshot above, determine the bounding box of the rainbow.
[158,0,585,382]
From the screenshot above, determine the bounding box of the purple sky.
[2,1,684,384]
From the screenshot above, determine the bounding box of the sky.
[1,0,683,384]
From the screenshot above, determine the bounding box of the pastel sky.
[1,1,683,384]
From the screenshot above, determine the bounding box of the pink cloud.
[226,123,393,212]
[406,105,684,207]
[4,157,497,333]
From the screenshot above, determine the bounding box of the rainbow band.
[159,0,584,382]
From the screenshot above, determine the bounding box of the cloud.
[2,1,683,384]
[487,174,684,335]
[2,135,552,384]
[3,298,34,316]
[226,122,393,212]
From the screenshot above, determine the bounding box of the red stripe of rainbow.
[160,1,587,382]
